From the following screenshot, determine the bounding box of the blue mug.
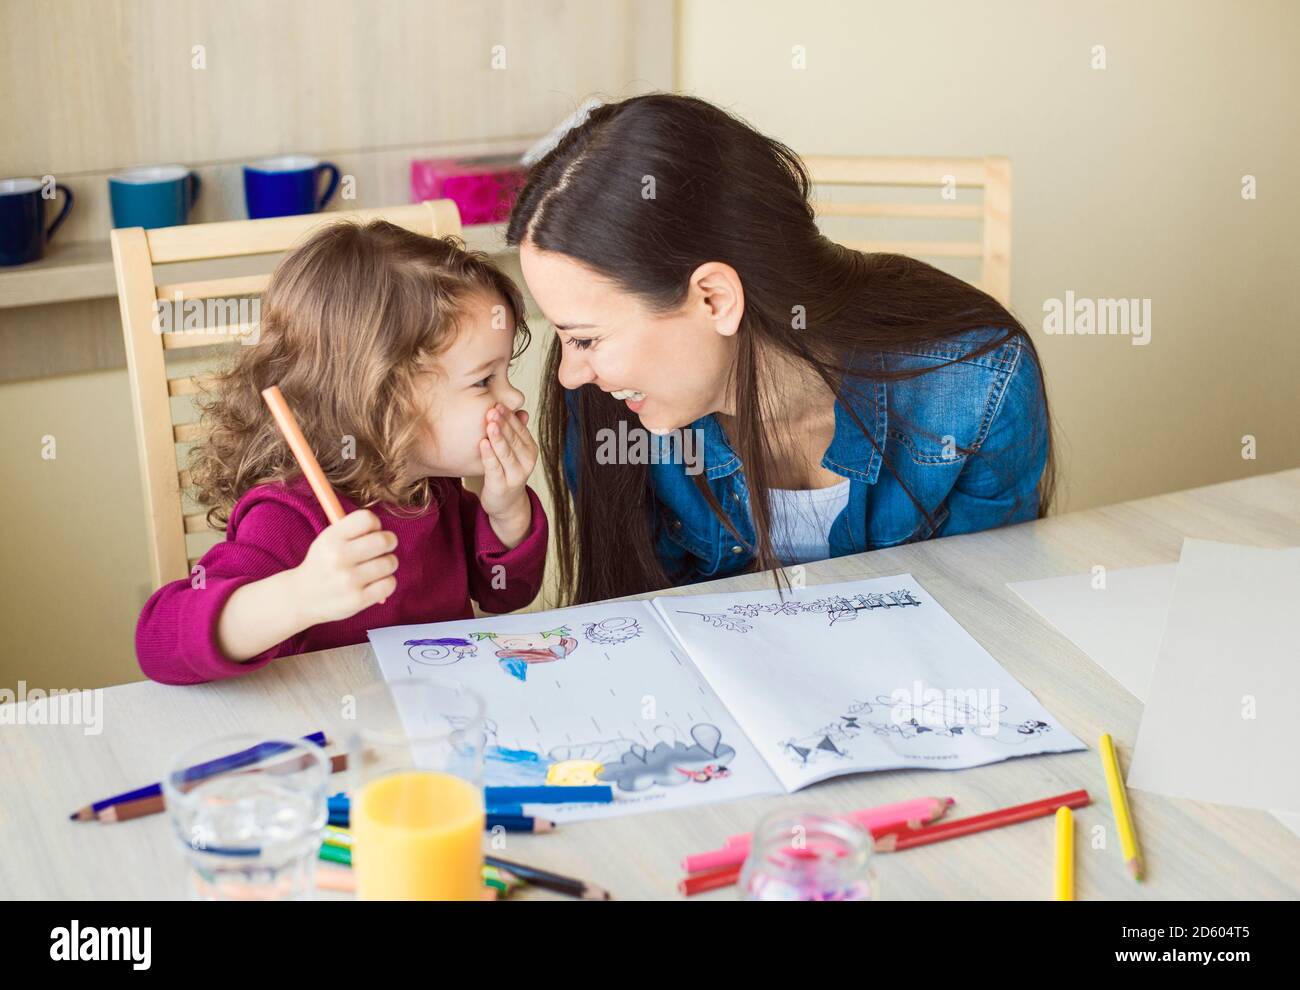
[243,156,340,219]
[0,177,74,266]
[109,165,201,229]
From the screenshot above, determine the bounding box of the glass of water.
[162,734,331,900]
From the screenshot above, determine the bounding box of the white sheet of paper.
[1126,540,1300,815]
[1007,564,1177,701]
[653,574,1086,792]
[367,601,781,822]
[1009,548,1300,836]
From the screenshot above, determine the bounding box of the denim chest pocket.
[885,338,1018,465]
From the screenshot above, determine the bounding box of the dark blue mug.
[109,164,202,229]
[0,177,74,266]
[243,156,341,219]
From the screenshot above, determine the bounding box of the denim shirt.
[563,327,1048,586]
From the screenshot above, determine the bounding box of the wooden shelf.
[0,221,514,312]
[0,240,116,310]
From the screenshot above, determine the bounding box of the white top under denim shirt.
[766,479,852,566]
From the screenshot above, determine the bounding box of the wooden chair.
[111,200,463,589]
[802,155,1011,307]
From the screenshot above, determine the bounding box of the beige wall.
[0,368,155,677]
[678,0,1300,512]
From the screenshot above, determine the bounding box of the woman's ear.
[689,261,744,337]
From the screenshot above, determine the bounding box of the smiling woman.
[507,93,1055,605]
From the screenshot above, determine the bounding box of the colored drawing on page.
[404,636,478,666]
[480,722,737,795]
[594,723,736,792]
[468,625,578,682]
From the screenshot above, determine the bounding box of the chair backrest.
[802,155,1011,307]
[111,200,463,589]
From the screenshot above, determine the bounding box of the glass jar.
[739,810,878,901]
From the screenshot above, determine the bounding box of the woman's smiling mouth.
[609,388,647,412]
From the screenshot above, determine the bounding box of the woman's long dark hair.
[507,93,1055,605]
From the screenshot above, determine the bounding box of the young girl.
[136,220,547,685]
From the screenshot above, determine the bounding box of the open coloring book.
[367,574,1085,822]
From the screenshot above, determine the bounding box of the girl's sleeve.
[134,499,318,685]
[458,485,548,614]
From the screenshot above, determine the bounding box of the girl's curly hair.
[189,219,530,528]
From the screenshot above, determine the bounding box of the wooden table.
[3,469,1298,900]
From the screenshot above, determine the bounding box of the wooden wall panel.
[1,0,675,177]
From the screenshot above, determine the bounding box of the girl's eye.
[473,375,493,389]
[566,336,596,351]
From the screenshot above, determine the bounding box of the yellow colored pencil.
[324,824,353,845]
[1099,732,1144,881]
[1054,806,1074,900]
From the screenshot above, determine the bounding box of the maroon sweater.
[135,475,548,685]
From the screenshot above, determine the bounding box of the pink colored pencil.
[684,796,953,874]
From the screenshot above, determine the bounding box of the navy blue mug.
[0,177,74,266]
[243,156,340,219]
[109,165,202,229]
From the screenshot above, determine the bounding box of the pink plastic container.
[410,155,527,226]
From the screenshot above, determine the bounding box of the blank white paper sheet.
[1009,540,1300,834]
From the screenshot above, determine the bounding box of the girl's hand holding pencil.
[215,509,399,662]
[477,402,538,549]
[212,386,401,663]
[292,509,400,624]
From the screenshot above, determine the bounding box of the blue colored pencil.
[487,815,554,833]
[70,731,329,821]
[176,731,329,785]
[326,785,602,828]
[327,809,551,833]
[484,785,613,805]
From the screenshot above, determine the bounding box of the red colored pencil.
[678,789,1091,896]
[872,789,1091,852]
[679,863,742,896]
[687,796,954,873]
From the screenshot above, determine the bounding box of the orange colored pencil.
[261,385,345,524]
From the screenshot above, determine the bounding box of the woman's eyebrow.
[553,322,598,331]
